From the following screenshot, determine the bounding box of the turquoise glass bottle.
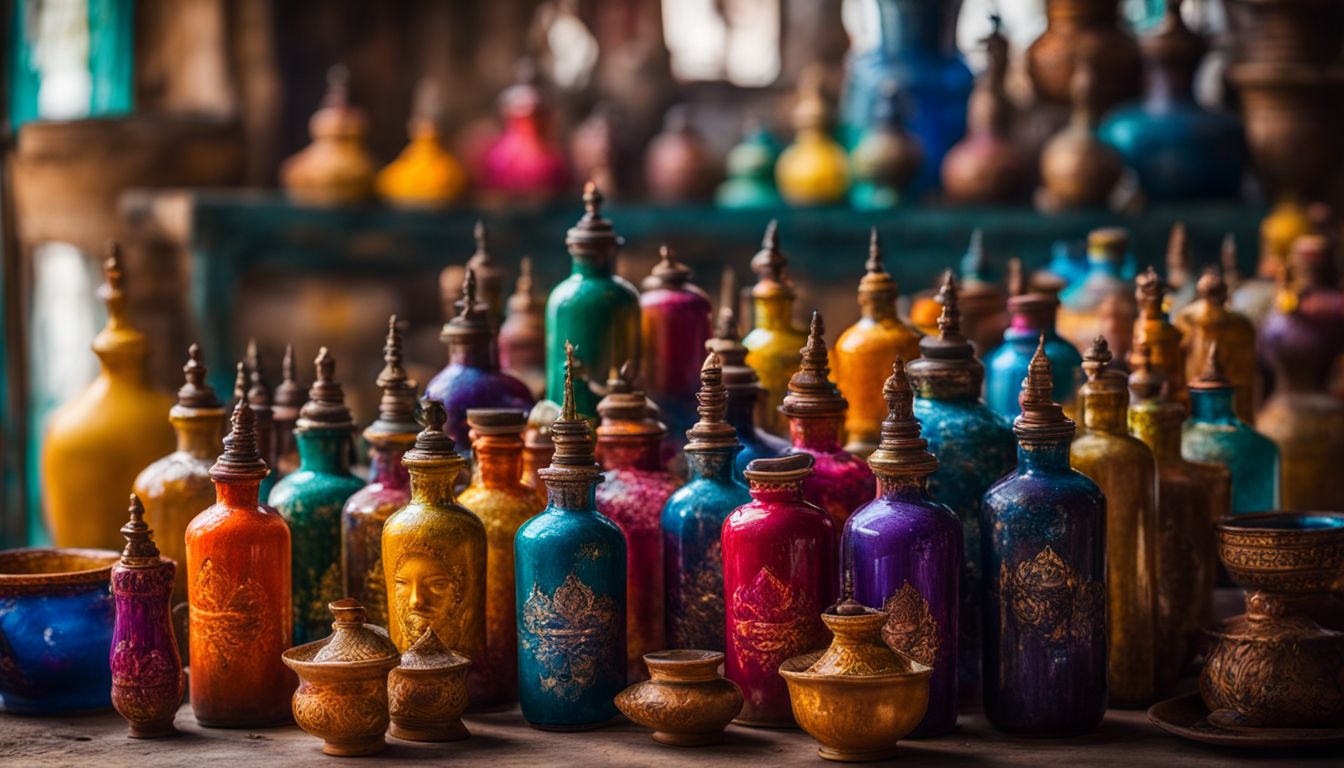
[715,121,781,209]
[268,348,364,644]
[1182,343,1280,515]
[515,343,626,729]
[545,183,641,420]
[984,291,1082,420]
[908,273,1015,698]
[662,352,751,652]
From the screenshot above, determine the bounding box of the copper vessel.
[387,630,471,742]
[614,650,744,746]
[942,18,1028,204]
[1027,0,1141,110]
[1036,61,1124,212]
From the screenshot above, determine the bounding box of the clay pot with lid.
[615,650,744,746]
[282,599,400,756]
[387,630,472,742]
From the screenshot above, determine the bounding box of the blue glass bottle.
[662,353,751,652]
[985,292,1082,420]
[268,348,364,645]
[515,343,626,730]
[982,338,1107,735]
[909,273,1015,699]
[844,358,961,737]
[1183,343,1280,515]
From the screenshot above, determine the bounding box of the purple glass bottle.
[843,358,961,737]
[640,245,713,453]
[425,268,535,451]
[111,495,185,739]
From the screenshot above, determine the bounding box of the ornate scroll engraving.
[1001,546,1104,644]
[672,540,725,651]
[731,567,816,670]
[191,558,266,659]
[881,582,940,666]
[521,573,617,702]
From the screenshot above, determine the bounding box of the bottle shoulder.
[384,500,487,537]
[516,506,625,544]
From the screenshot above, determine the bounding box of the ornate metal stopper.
[596,361,665,439]
[507,256,539,315]
[1081,335,1113,383]
[232,360,249,405]
[866,358,938,477]
[173,344,222,413]
[1189,341,1233,391]
[1135,266,1167,320]
[1014,334,1075,441]
[1165,222,1190,293]
[120,494,161,563]
[1006,256,1025,297]
[743,453,814,485]
[780,312,846,418]
[1128,343,1165,402]
[750,220,795,299]
[297,347,355,431]
[466,220,504,313]
[565,181,622,259]
[443,268,493,342]
[909,271,985,394]
[466,408,528,437]
[542,342,601,475]
[1080,336,1127,408]
[403,399,463,469]
[684,352,738,452]
[706,268,762,396]
[1196,266,1229,306]
[93,241,146,357]
[210,399,270,481]
[366,315,420,440]
[245,339,272,408]
[643,244,693,290]
[274,344,305,419]
[857,228,899,307]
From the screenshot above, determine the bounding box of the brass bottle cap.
[1196,266,1229,305]
[1165,222,1191,292]
[541,342,601,476]
[92,241,148,358]
[596,361,666,439]
[1189,341,1233,391]
[366,315,420,440]
[297,347,356,431]
[866,358,938,477]
[1087,227,1128,262]
[120,494,161,563]
[1128,343,1166,402]
[685,352,738,452]
[857,228,899,304]
[750,220,795,300]
[442,268,493,342]
[466,408,528,436]
[172,344,223,415]
[565,181,623,258]
[273,344,305,420]
[507,256,540,315]
[465,221,504,313]
[1014,333,1075,441]
[909,271,986,393]
[706,268,763,397]
[210,399,270,481]
[403,399,464,469]
[244,339,272,409]
[1081,335,1127,398]
[743,453,814,484]
[781,312,846,419]
[1135,266,1167,320]
[642,244,693,291]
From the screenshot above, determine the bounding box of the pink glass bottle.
[640,245,713,454]
[722,453,836,727]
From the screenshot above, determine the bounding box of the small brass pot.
[387,631,472,742]
[615,650,744,746]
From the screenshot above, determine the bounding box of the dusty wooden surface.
[1,696,1337,767]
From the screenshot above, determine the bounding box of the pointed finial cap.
[857,229,899,302]
[210,399,270,481]
[750,220,795,299]
[445,267,493,340]
[1189,341,1233,390]
[366,315,421,440]
[781,312,846,418]
[174,344,222,412]
[273,344,305,417]
[566,181,622,256]
[245,340,272,408]
[541,341,601,474]
[644,244,694,289]
[507,256,540,314]
[1196,265,1228,305]
[1136,265,1167,318]
[685,352,738,451]
[596,361,665,438]
[403,399,463,468]
[297,347,355,430]
[120,494,161,562]
[867,358,938,476]
[1013,333,1075,440]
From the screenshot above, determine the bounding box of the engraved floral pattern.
[1001,546,1104,644]
[731,567,816,671]
[191,558,266,660]
[520,573,618,702]
[671,540,725,651]
[881,582,940,666]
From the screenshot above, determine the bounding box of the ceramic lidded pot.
[615,650,744,746]
[387,630,471,742]
[780,599,932,762]
[283,599,400,756]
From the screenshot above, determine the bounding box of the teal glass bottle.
[268,348,364,644]
[985,291,1082,420]
[545,182,641,420]
[662,352,751,652]
[908,272,1015,698]
[1182,343,1280,515]
[515,343,626,729]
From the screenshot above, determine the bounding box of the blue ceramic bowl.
[0,548,119,714]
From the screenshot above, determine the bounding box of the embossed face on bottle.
[394,551,465,644]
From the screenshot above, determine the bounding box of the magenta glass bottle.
[640,245,713,453]
[722,453,836,727]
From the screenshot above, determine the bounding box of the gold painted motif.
[391,548,467,646]
[191,558,266,659]
[731,567,817,670]
[881,582,939,666]
[1001,546,1104,644]
[672,540,725,650]
[298,561,345,641]
[521,573,617,702]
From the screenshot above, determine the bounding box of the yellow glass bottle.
[376,79,468,209]
[776,66,850,206]
[742,221,807,436]
[1130,265,1187,408]
[833,229,921,456]
[133,345,226,606]
[43,243,175,550]
[1070,336,1160,708]
[1174,267,1257,421]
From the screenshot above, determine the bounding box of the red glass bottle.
[722,453,836,727]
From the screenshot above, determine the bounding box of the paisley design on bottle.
[673,540,725,651]
[880,582,940,667]
[391,547,467,647]
[731,567,817,670]
[1001,546,1104,644]
[520,573,618,702]
[191,558,267,659]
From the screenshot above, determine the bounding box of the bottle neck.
[573,256,613,278]
[788,414,844,452]
[409,466,461,506]
[859,293,897,322]
[545,477,600,511]
[448,337,496,369]
[752,295,796,331]
[475,437,526,489]
[216,478,262,508]
[173,415,225,459]
[747,482,806,504]
[367,442,411,489]
[1129,401,1183,462]
[876,474,931,500]
[1081,390,1128,434]
[296,429,352,474]
[686,449,739,482]
[1190,389,1237,423]
[596,435,664,471]
[1017,439,1071,473]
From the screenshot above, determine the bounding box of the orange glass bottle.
[186,400,295,727]
[1174,267,1257,421]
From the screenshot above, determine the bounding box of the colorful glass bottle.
[1130,264,1187,408]
[844,359,961,737]
[1175,264,1258,421]
[187,400,294,727]
[782,312,876,534]
[545,183,641,420]
[381,400,488,701]
[776,66,850,206]
[908,273,1015,698]
[515,344,627,730]
[849,83,923,210]
[427,268,535,451]
[1183,343,1280,515]
[111,495,184,739]
[280,65,375,205]
[982,339,1106,735]
[459,408,544,708]
[1127,345,1229,684]
[375,79,467,209]
[833,230,922,456]
[662,353,751,652]
[243,340,279,500]
[942,18,1028,205]
[723,453,836,727]
[595,363,679,680]
[743,221,808,436]
[1058,227,1137,365]
[499,256,546,398]
[640,245,714,449]
[706,271,790,481]
[479,61,569,201]
[269,348,363,645]
[522,400,559,503]
[133,345,225,607]
[342,317,418,629]
[43,243,175,550]
[1070,337,1160,707]
[715,120,782,209]
[984,291,1082,420]
[1035,61,1124,212]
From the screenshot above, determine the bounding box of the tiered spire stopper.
[297,347,355,430]
[174,344,222,411]
[684,352,737,452]
[780,312,846,418]
[1013,334,1075,441]
[543,342,600,473]
[120,494,161,562]
[866,358,938,476]
[210,399,270,481]
[367,315,420,438]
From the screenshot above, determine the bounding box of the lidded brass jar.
[387,630,471,742]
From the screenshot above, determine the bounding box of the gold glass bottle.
[1130,265,1187,407]
[459,408,544,708]
[133,345,226,606]
[382,400,488,701]
[1070,336,1160,707]
[833,229,921,457]
[743,221,807,436]
[1174,266,1257,421]
[43,243,175,550]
